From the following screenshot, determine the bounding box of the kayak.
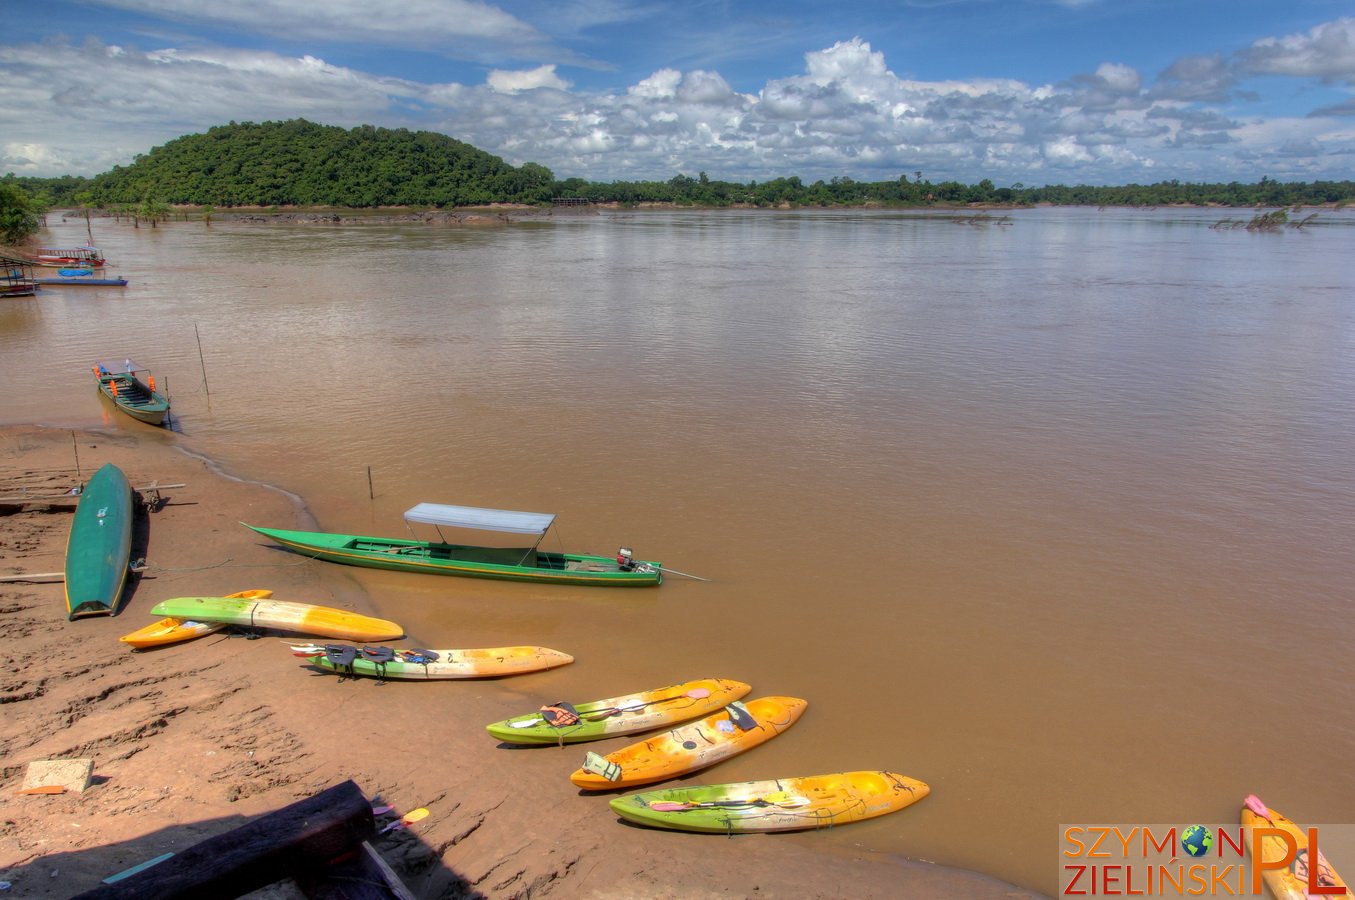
[609,770,930,833]
[289,643,574,680]
[148,596,404,641]
[486,678,752,744]
[120,590,272,649]
[569,696,807,790]
[1241,795,1351,899]
[64,462,134,619]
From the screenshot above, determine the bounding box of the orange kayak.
[569,696,807,790]
[120,590,273,649]
[1241,795,1351,899]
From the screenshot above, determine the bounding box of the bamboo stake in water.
[195,323,211,397]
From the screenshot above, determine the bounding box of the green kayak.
[64,463,134,619]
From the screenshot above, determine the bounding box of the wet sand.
[0,424,1039,898]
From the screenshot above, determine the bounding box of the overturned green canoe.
[64,463,134,619]
[243,503,662,587]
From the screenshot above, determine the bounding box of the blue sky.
[2,0,1353,186]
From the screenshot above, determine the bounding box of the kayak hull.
[64,463,134,619]
[290,644,574,680]
[148,596,404,641]
[487,678,752,744]
[120,590,274,649]
[569,696,807,790]
[609,771,930,833]
[1241,795,1351,899]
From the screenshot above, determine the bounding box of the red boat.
[33,246,107,268]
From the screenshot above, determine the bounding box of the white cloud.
[3,25,1355,185]
[1241,17,1355,82]
[488,65,571,93]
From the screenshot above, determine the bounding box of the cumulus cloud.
[488,65,571,93]
[3,24,1355,185]
[1239,17,1355,82]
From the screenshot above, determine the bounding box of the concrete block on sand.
[22,758,94,794]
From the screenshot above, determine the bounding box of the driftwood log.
[74,779,378,899]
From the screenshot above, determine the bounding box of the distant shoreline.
[51,200,1349,230]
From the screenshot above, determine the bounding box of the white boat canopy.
[404,503,556,535]
[95,359,148,375]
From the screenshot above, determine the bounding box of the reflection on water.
[4,207,1354,893]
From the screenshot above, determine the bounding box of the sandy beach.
[0,424,1038,898]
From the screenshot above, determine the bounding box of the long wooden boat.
[569,696,808,790]
[94,359,170,425]
[33,245,107,268]
[149,596,405,641]
[64,462,134,619]
[486,677,752,744]
[289,643,574,680]
[242,503,662,586]
[610,771,930,833]
[36,270,128,287]
[120,589,273,649]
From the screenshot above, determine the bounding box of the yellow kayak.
[1241,795,1351,899]
[569,696,807,790]
[610,770,929,833]
[119,590,273,649]
[486,677,752,744]
[148,595,404,641]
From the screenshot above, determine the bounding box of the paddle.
[582,687,713,721]
[647,791,808,812]
[377,807,428,834]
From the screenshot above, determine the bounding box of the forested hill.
[87,119,556,208]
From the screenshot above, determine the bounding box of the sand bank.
[0,424,1039,898]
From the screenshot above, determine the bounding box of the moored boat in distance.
[33,245,107,268]
[242,502,663,586]
[94,359,170,425]
[36,269,129,287]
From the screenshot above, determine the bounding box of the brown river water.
[3,207,1353,894]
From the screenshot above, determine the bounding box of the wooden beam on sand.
[73,780,378,900]
[0,572,64,583]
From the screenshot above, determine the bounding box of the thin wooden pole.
[195,324,211,397]
[367,466,374,500]
[71,430,81,479]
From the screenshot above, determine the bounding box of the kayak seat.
[540,701,580,726]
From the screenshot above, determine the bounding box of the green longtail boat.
[94,359,170,426]
[64,462,135,619]
[242,503,662,587]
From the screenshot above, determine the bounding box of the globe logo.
[1181,825,1213,858]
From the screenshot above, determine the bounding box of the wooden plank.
[73,780,376,899]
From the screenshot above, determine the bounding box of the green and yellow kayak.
[569,696,807,790]
[64,462,134,619]
[610,771,930,833]
[486,678,752,744]
[120,590,273,649]
[149,596,404,641]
